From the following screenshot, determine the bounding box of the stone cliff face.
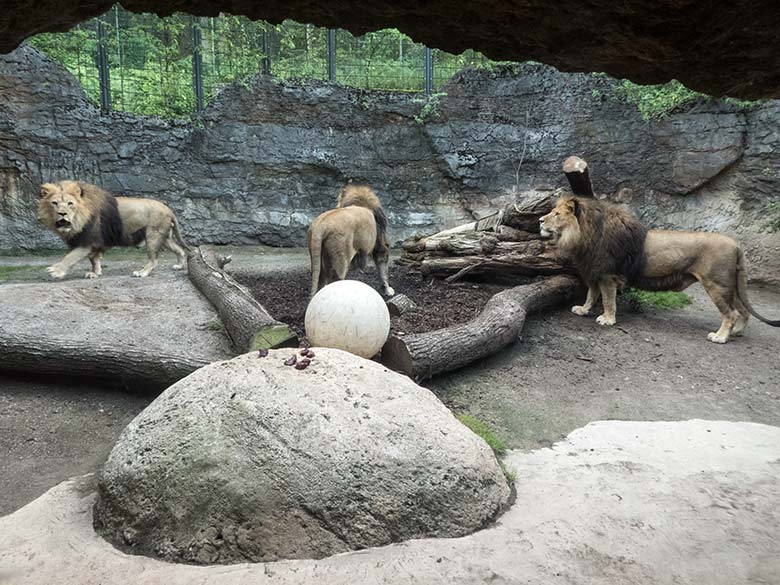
[1,47,779,282]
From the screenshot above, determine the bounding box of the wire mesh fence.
[28,5,498,118]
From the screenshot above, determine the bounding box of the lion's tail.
[308,228,324,298]
[170,215,191,252]
[736,249,780,326]
[372,205,389,258]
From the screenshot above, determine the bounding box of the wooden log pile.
[397,191,574,284]
[396,156,598,284]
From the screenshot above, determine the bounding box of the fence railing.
[28,6,490,118]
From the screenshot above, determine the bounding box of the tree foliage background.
[28,5,747,121]
[28,7,485,118]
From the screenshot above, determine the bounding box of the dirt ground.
[236,265,507,338]
[1,246,779,516]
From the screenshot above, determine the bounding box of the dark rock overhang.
[2,0,780,99]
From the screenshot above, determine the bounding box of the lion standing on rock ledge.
[539,194,780,343]
[38,180,190,279]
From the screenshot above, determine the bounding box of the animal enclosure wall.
[1,46,779,282]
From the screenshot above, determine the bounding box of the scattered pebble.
[295,358,311,370]
[284,355,297,366]
[257,348,269,358]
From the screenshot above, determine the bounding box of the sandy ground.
[2,420,779,585]
[1,246,779,520]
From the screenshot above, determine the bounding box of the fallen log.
[0,332,212,389]
[188,247,298,352]
[419,240,573,281]
[381,275,581,380]
[386,293,417,316]
[501,191,553,232]
[563,155,595,198]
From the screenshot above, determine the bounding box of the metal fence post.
[327,29,337,82]
[424,47,433,96]
[96,18,111,113]
[261,25,271,75]
[192,19,204,113]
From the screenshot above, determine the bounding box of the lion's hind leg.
[700,278,740,343]
[133,231,163,277]
[731,296,750,337]
[164,237,187,270]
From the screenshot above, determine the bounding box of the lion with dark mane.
[539,193,780,343]
[307,184,394,297]
[38,180,190,279]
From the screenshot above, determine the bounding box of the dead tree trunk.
[0,333,210,389]
[381,276,581,380]
[563,155,594,198]
[501,191,554,231]
[187,247,298,352]
[386,293,417,316]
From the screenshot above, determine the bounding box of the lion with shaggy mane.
[539,194,779,343]
[307,184,394,297]
[38,180,189,279]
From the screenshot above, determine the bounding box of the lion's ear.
[39,183,57,198]
[62,181,83,198]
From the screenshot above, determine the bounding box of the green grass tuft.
[206,319,225,332]
[457,412,507,457]
[764,202,780,233]
[0,265,37,281]
[624,289,692,312]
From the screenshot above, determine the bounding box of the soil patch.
[234,266,509,338]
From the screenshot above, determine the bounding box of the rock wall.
[1,46,779,282]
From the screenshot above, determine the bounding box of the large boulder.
[93,348,511,564]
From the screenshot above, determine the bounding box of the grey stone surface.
[2,420,779,584]
[1,47,779,281]
[92,348,511,564]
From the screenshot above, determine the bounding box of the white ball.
[305,280,391,359]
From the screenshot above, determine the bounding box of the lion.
[38,180,190,279]
[539,194,780,343]
[307,184,394,298]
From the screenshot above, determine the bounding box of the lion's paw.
[596,315,616,326]
[84,271,100,279]
[384,286,395,297]
[172,264,184,270]
[46,265,67,279]
[707,332,729,344]
[571,305,590,316]
[132,270,149,278]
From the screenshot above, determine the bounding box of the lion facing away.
[38,180,190,279]
[539,194,780,343]
[307,184,394,297]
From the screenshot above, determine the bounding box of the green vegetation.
[0,265,37,281]
[28,7,488,118]
[764,202,780,233]
[457,412,516,484]
[206,319,225,332]
[613,80,702,121]
[613,79,760,121]
[413,92,447,124]
[624,289,692,312]
[457,412,507,457]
